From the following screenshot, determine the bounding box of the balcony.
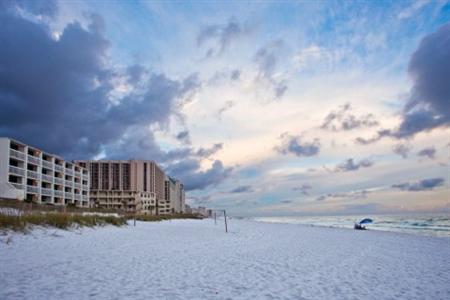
[41,188,53,196]
[27,170,39,179]
[82,174,89,180]
[27,155,40,165]
[75,194,81,201]
[55,164,64,172]
[54,177,64,185]
[74,183,81,189]
[42,174,53,183]
[26,185,39,194]
[82,195,89,201]
[10,149,26,160]
[9,165,25,176]
[65,192,73,199]
[11,183,24,190]
[65,180,73,187]
[65,168,74,176]
[42,160,53,169]
[54,190,64,197]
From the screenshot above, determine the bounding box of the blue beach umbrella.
[359,218,373,225]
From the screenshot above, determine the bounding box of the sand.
[1,218,449,299]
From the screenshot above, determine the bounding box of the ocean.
[253,215,450,238]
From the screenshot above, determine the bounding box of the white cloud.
[398,0,430,19]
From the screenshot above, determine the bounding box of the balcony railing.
[55,164,64,172]
[65,168,74,176]
[75,194,81,200]
[74,183,81,189]
[54,177,64,185]
[82,195,89,201]
[10,149,26,160]
[11,183,24,190]
[65,180,73,187]
[41,188,53,196]
[9,165,25,176]
[27,155,40,165]
[42,174,53,183]
[54,190,64,197]
[42,160,53,169]
[65,192,73,199]
[27,185,39,194]
[82,174,89,180]
[27,170,39,179]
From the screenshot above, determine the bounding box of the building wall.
[153,163,165,203]
[0,137,90,206]
[180,184,186,213]
[164,177,186,214]
[75,159,167,214]
[89,190,156,214]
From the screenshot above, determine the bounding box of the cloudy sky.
[1,0,449,216]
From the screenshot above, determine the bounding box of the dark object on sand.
[354,218,373,230]
[354,223,366,230]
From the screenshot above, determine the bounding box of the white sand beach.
[1,219,449,300]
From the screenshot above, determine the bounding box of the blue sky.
[1,0,449,216]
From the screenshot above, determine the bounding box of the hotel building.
[164,177,186,214]
[75,160,166,214]
[0,137,90,207]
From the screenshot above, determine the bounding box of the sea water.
[253,215,450,237]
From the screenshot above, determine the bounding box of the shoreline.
[250,214,450,238]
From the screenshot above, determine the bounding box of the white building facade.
[0,137,90,207]
[164,177,186,214]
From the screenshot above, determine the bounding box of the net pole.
[224,210,228,233]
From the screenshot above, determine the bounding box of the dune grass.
[133,213,203,222]
[0,213,128,232]
[0,199,203,233]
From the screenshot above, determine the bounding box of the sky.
[0,0,449,216]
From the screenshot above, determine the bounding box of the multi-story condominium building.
[164,177,186,214]
[0,137,90,207]
[74,160,166,214]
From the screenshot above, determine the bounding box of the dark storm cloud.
[0,11,112,158]
[276,133,320,157]
[354,129,391,145]
[254,39,288,99]
[280,199,293,204]
[292,184,312,195]
[230,69,241,80]
[127,64,147,84]
[229,185,254,194]
[217,100,235,120]
[392,143,411,159]
[195,143,223,158]
[0,7,231,191]
[355,24,450,144]
[394,23,450,137]
[166,159,233,191]
[417,146,436,159]
[392,177,445,191]
[176,130,191,145]
[321,103,378,131]
[316,190,370,201]
[335,158,373,172]
[197,18,251,56]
